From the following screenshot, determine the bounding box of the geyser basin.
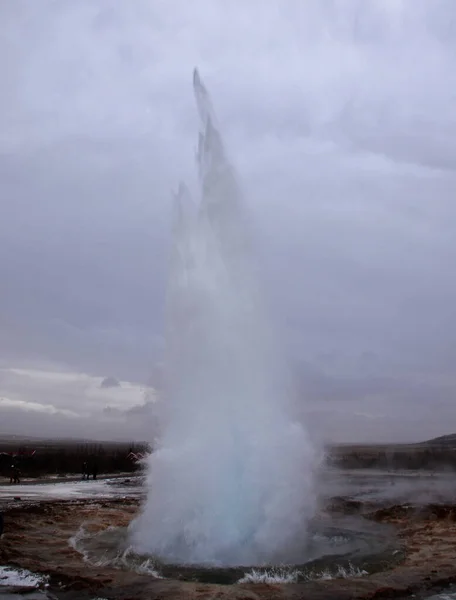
[129,70,316,565]
[5,490,456,599]
[73,516,402,585]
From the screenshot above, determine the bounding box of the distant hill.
[422,433,456,447]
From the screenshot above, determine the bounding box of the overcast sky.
[1,0,456,443]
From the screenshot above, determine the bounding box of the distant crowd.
[0,443,148,483]
[81,460,98,480]
[4,461,100,484]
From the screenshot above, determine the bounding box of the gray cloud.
[1,1,456,442]
[0,366,156,441]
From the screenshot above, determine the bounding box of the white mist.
[129,71,315,566]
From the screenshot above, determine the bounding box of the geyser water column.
[129,71,315,566]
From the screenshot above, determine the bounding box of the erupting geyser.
[129,71,315,566]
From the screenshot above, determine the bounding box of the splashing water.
[237,563,368,584]
[129,70,315,566]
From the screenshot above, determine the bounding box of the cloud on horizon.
[0,365,157,441]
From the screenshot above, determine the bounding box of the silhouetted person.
[91,462,98,480]
[82,461,88,480]
[9,465,20,484]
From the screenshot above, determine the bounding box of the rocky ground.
[2,492,456,599]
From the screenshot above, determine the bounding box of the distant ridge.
[422,433,456,447]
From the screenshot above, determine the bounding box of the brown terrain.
[1,433,456,481]
[330,434,456,470]
[2,494,456,599]
[0,437,148,481]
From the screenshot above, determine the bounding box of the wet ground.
[1,469,456,599]
[0,473,140,504]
